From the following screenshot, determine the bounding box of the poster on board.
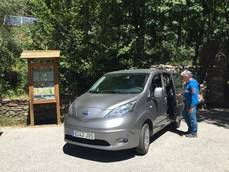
[33,67,55,100]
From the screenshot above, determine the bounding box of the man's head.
[180,70,192,82]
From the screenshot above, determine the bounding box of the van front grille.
[65,134,110,146]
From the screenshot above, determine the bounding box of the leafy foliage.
[0,0,228,97]
[0,0,27,97]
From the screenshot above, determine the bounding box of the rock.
[1,99,10,105]
[23,106,29,110]
[8,111,16,116]
[7,103,18,107]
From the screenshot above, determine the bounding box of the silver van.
[64,69,183,155]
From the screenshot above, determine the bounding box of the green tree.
[0,0,28,97]
[26,0,229,96]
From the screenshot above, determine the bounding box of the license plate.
[73,130,95,140]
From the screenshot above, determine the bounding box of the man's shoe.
[185,133,198,138]
[184,131,191,134]
[183,129,191,135]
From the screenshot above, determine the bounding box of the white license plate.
[73,130,95,140]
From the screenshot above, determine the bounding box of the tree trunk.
[131,0,145,62]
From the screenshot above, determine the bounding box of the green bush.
[0,116,26,126]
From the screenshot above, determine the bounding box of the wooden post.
[54,59,61,124]
[28,60,35,125]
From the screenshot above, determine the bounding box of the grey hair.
[180,70,192,77]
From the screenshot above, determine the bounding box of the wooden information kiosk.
[21,50,61,125]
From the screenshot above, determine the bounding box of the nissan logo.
[83,111,89,116]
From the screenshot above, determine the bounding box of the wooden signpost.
[21,50,61,125]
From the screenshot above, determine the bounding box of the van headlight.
[105,101,136,118]
[68,103,74,116]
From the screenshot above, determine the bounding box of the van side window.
[173,73,183,89]
[163,73,176,115]
[150,74,162,95]
[162,73,174,96]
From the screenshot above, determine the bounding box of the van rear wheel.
[136,123,150,155]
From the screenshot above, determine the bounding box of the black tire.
[136,123,150,155]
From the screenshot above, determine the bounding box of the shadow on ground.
[63,143,136,162]
[63,126,172,162]
[198,109,229,129]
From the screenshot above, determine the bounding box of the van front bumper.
[64,125,139,151]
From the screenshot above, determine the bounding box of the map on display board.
[33,67,55,100]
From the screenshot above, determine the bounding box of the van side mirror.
[154,87,163,98]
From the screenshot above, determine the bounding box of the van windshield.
[89,73,149,94]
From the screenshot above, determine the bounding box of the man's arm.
[189,83,198,112]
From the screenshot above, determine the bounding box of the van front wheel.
[136,123,150,155]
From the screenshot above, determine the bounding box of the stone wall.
[150,64,200,77]
[206,66,226,107]
[199,39,229,107]
[0,99,29,125]
[0,98,68,126]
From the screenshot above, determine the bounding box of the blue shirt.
[184,78,199,107]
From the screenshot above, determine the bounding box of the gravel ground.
[0,110,229,172]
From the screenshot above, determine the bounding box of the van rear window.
[173,73,183,89]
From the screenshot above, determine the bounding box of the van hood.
[74,92,138,109]
[71,92,138,120]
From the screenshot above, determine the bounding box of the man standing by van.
[181,70,199,138]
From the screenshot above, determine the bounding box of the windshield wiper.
[100,90,122,94]
[89,90,99,93]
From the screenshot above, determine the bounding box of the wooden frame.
[21,50,61,125]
